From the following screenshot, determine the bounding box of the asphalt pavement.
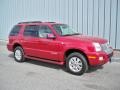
[0,44,120,90]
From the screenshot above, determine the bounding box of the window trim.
[23,25,55,38]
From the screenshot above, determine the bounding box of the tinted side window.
[9,25,21,36]
[38,26,52,38]
[24,25,39,37]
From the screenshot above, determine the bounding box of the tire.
[66,52,88,75]
[14,46,25,62]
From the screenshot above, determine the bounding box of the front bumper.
[86,50,113,66]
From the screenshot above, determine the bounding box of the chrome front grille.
[101,43,113,54]
[101,43,108,50]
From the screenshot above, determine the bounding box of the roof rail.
[44,22,56,23]
[18,21,42,24]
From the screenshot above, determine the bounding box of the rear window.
[9,25,21,36]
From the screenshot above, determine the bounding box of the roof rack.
[44,22,56,23]
[18,21,42,24]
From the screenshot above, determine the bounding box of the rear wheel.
[14,46,25,62]
[66,52,88,75]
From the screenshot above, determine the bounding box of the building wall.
[0,0,120,49]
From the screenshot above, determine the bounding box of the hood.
[63,35,107,44]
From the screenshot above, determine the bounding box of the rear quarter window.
[9,25,21,36]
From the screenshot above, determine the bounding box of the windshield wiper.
[72,33,80,35]
[63,33,80,36]
[62,34,72,36]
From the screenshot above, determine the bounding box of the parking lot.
[0,43,120,90]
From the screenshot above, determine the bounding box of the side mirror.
[47,34,56,39]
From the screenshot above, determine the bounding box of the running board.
[25,55,64,65]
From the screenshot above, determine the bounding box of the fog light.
[99,57,104,61]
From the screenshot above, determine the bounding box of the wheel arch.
[13,43,22,50]
[64,49,89,65]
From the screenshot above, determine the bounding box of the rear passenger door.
[22,25,40,56]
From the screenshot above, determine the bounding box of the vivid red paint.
[7,22,113,66]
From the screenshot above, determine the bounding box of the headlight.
[93,42,102,52]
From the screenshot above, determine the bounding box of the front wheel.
[66,52,88,75]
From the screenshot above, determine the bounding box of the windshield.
[53,24,80,36]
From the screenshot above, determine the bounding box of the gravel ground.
[0,43,120,90]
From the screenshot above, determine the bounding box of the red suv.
[7,21,113,75]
